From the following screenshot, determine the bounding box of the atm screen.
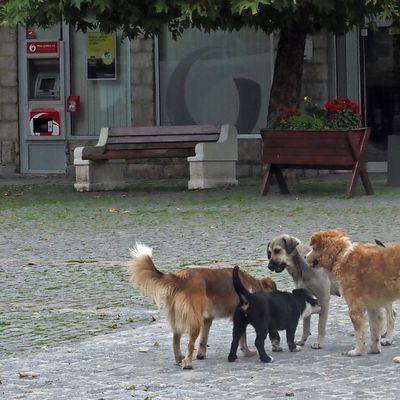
[39,78,56,91]
[33,72,60,99]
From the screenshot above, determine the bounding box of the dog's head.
[267,234,301,273]
[306,229,351,271]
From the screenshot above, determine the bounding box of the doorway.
[360,23,400,161]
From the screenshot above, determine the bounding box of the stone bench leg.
[74,159,127,192]
[188,160,238,189]
[187,124,238,190]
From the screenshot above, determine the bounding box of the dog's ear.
[283,236,300,254]
[267,241,271,259]
[260,277,277,293]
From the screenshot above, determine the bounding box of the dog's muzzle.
[267,261,287,273]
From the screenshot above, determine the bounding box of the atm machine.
[18,26,68,173]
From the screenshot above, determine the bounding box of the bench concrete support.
[74,147,127,192]
[187,124,238,189]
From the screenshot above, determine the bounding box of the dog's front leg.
[269,331,282,352]
[348,306,367,356]
[197,317,213,359]
[297,315,311,346]
[239,330,257,357]
[312,298,329,349]
[287,326,301,352]
[368,308,384,354]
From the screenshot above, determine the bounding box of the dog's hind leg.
[197,317,213,359]
[173,331,184,365]
[368,308,384,354]
[228,309,247,362]
[181,324,201,369]
[348,305,368,356]
[381,303,395,346]
[255,328,273,363]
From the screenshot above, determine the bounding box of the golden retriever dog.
[130,243,277,369]
[306,229,400,357]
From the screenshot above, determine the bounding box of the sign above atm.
[27,41,59,55]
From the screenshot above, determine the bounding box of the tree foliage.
[1,1,398,38]
[1,0,399,119]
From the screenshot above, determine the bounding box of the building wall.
[1,30,330,179]
[130,37,155,126]
[0,28,19,175]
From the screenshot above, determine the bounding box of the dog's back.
[130,245,276,332]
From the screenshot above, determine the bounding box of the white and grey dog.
[267,234,396,349]
[267,234,339,349]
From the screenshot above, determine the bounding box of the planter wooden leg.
[346,128,374,197]
[359,167,374,195]
[260,165,273,196]
[274,166,290,194]
[347,164,359,198]
[260,165,290,196]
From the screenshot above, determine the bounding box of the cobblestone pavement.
[1,174,400,399]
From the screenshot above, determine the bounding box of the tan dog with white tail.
[130,243,277,369]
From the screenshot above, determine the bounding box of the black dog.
[228,266,321,363]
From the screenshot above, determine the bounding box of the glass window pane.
[158,27,272,134]
[70,29,130,136]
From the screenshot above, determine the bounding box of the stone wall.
[0,28,19,175]
[130,37,155,126]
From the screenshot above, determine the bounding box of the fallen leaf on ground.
[19,372,39,379]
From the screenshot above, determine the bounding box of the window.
[158,27,272,134]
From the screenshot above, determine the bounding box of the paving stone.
[1,175,400,399]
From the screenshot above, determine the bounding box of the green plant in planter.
[268,97,362,129]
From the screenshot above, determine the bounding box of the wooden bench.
[259,127,374,198]
[73,124,238,191]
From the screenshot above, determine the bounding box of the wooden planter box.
[260,127,374,198]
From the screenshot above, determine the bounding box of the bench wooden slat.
[106,142,199,151]
[109,125,220,136]
[87,148,195,160]
[106,133,219,145]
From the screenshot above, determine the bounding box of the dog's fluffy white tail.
[130,242,153,259]
[129,242,173,307]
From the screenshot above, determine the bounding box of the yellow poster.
[87,33,117,80]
